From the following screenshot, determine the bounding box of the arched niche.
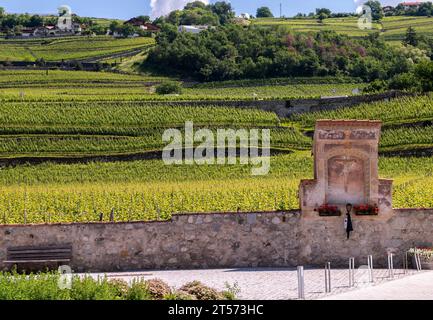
[323,148,370,205]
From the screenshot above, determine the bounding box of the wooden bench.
[4,245,72,266]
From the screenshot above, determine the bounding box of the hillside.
[0,67,432,223]
[251,16,433,41]
[0,36,155,62]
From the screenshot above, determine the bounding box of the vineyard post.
[110,208,115,222]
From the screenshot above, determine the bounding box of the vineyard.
[0,153,432,224]
[251,16,433,41]
[0,36,155,62]
[0,50,431,224]
[0,70,364,102]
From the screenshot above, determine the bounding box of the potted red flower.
[315,204,341,216]
[353,204,379,215]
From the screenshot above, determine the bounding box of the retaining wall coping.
[0,208,431,228]
[0,210,302,228]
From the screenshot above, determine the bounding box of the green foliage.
[0,272,233,300]
[179,281,224,300]
[404,26,419,46]
[156,81,183,94]
[415,60,433,92]
[126,279,153,300]
[162,1,234,26]
[256,7,274,18]
[146,25,405,82]
[363,79,388,93]
[388,72,419,91]
[364,1,384,21]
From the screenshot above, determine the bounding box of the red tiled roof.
[400,2,422,6]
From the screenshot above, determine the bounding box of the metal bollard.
[325,262,331,293]
[297,266,305,300]
[348,257,355,287]
[403,252,408,274]
[387,253,394,278]
[367,255,374,283]
[415,252,422,272]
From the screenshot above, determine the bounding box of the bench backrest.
[7,245,73,261]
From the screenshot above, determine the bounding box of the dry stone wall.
[0,209,432,272]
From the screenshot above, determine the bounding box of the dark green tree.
[28,15,44,28]
[415,60,433,92]
[404,27,418,46]
[315,8,331,18]
[256,7,273,18]
[364,1,384,21]
[210,1,235,25]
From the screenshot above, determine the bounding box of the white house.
[239,13,251,19]
[178,25,209,34]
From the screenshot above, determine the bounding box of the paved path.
[86,268,421,300]
[321,271,433,300]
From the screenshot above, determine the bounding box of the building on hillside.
[399,2,422,10]
[238,13,251,19]
[124,18,160,33]
[178,25,209,34]
[382,6,395,15]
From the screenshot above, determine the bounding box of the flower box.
[315,204,341,217]
[354,204,379,216]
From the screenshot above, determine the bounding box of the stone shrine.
[299,120,393,218]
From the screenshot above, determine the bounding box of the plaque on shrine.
[299,120,393,218]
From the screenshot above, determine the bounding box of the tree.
[256,7,273,18]
[88,24,107,35]
[119,24,136,38]
[415,60,433,92]
[404,27,418,47]
[28,15,44,28]
[315,8,331,18]
[417,2,433,16]
[0,7,5,18]
[210,1,235,25]
[185,1,207,10]
[109,20,121,33]
[155,81,182,95]
[318,12,328,22]
[136,15,151,23]
[364,1,384,21]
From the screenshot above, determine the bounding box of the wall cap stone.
[0,210,302,228]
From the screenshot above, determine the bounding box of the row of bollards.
[296,251,423,299]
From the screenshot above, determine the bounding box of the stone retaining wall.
[138,91,412,117]
[0,209,432,272]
